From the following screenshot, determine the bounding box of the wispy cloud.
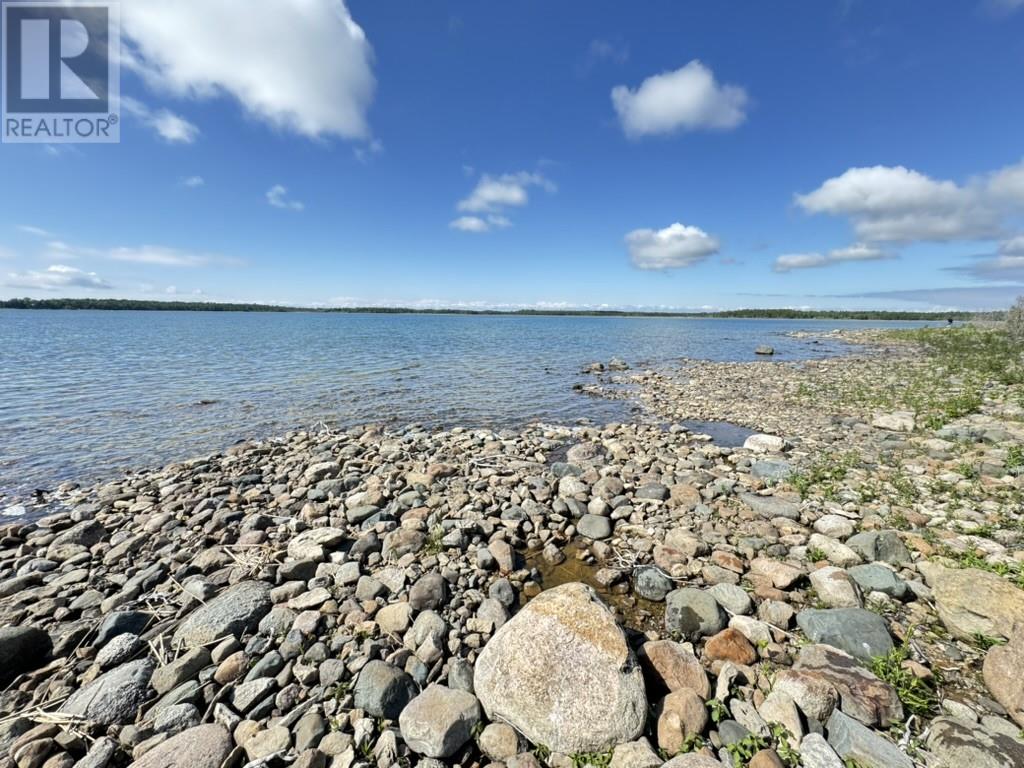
[121,96,199,144]
[947,236,1024,282]
[5,264,113,291]
[267,185,305,211]
[774,243,889,272]
[18,225,55,238]
[33,238,240,268]
[611,60,748,138]
[450,170,554,232]
[353,138,384,164]
[181,175,205,188]
[836,284,1024,310]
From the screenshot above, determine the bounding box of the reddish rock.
[704,628,757,666]
[638,640,710,698]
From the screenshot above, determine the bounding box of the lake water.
[0,311,924,510]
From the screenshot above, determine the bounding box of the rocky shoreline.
[2,327,1024,768]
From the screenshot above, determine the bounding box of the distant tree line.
[0,296,1001,321]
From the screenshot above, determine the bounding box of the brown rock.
[704,628,756,665]
[638,640,710,698]
[919,562,1024,641]
[793,644,902,727]
[656,689,708,754]
[127,725,231,768]
[748,749,784,768]
[983,626,1024,727]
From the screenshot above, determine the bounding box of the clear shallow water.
[0,311,924,506]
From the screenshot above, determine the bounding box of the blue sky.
[3,0,1024,310]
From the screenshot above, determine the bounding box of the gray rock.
[0,626,51,683]
[409,572,447,611]
[796,608,893,661]
[474,582,647,753]
[918,561,1024,641]
[153,703,200,734]
[633,567,674,602]
[739,492,800,520]
[845,531,911,566]
[751,460,792,481]
[635,483,669,501]
[95,633,143,669]
[665,588,727,640]
[926,716,1024,768]
[708,583,753,615]
[577,514,612,540]
[797,733,844,768]
[127,724,231,768]
[172,581,272,647]
[398,684,481,758]
[61,658,154,725]
[95,611,150,646]
[287,527,347,561]
[609,738,662,768]
[846,564,907,599]
[232,677,276,713]
[353,660,418,719]
[825,710,912,768]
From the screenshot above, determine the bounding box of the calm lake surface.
[0,311,927,509]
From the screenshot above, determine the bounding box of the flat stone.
[398,684,481,758]
[739,493,800,521]
[797,733,844,768]
[846,564,907,600]
[151,648,210,695]
[751,460,792,482]
[127,725,231,768]
[287,528,347,561]
[825,710,912,768]
[474,582,647,753]
[743,434,785,453]
[749,558,803,589]
[795,608,893,661]
[771,669,838,723]
[845,531,911,566]
[919,562,1024,641]
[665,588,726,640]
[871,411,915,432]
[61,659,154,725]
[704,628,756,665]
[926,717,1024,768]
[172,581,272,647]
[661,754,725,768]
[793,644,902,727]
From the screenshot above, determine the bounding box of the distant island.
[0,297,992,321]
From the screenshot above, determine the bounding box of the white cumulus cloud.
[794,162,1024,243]
[611,60,748,138]
[5,264,113,291]
[121,0,375,140]
[626,223,720,270]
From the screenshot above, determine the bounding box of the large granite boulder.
[919,562,1024,640]
[474,582,647,753]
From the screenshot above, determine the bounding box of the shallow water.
[0,311,926,506]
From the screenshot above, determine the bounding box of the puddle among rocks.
[522,542,665,634]
[681,419,756,448]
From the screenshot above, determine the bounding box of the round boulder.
[473,582,647,753]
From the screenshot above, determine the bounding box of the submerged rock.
[474,582,647,753]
